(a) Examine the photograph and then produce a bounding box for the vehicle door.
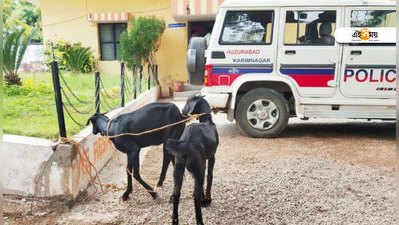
[339,7,396,99]
[278,7,343,97]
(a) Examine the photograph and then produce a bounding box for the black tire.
[236,88,289,138]
[186,37,207,85]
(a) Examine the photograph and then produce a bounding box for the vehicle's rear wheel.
[236,88,289,138]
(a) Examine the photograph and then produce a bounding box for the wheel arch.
[230,74,300,117]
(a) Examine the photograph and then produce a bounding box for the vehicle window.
[220,11,274,45]
[351,10,396,27]
[284,10,336,46]
[350,10,396,46]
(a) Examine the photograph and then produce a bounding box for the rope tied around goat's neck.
[105,112,209,139]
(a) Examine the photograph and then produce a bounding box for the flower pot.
[173,81,184,92]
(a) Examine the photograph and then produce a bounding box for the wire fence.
[50,61,159,138]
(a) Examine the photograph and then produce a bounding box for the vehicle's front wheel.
[236,88,289,138]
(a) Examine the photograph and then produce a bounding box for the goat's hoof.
[157,182,163,187]
[201,198,212,207]
[121,193,130,202]
[172,218,178,225]
[149,191,158,199]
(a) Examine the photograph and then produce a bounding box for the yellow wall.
[40,0,189,93]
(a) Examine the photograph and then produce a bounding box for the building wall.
[40,0,189,92]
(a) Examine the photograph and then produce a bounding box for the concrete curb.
[1,86,160,200]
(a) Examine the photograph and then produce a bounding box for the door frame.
[277,6,344,98]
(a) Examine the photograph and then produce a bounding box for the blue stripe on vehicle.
[280,68,335,75]
[212,68,273,74]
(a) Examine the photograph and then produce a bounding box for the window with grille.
[98,23,127,61]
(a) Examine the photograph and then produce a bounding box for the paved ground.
[2,100,397,225]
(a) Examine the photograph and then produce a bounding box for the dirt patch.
[1,196,69,225]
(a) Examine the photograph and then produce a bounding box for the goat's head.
[86,113,107,135]
[182,93,211,116]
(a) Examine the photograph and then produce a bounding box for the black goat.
[87,102,185,201]
[165,95,219,225]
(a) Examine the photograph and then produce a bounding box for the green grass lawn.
[3,72,149,139]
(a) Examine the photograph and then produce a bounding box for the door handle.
[285,50,296,55]
[350,50,362,55]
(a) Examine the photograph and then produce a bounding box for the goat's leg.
[193,176,205,225]
[131,151,158,199]
[157,148,172,187]
[122,152,134,201]
[171,162,185,225]
[169,162,185,203]
[202,156,215,207]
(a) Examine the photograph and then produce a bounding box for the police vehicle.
[186,0,396,138]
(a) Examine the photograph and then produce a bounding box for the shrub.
[3,78,52,97]
[44,40,95,73]
[2,28,33,85]
[64,45,95,73]
[44,39,69,70]
[119,16,165,69]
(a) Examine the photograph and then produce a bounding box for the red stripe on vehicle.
[289,74,334,87]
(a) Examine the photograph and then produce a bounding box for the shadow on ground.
[283,121,395,140]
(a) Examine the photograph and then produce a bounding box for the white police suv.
[186,0,396,138]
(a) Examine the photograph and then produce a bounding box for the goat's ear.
[182,100,195,115]
[189,101,196,113]
[86,115,94,126]
[86,118,91,126]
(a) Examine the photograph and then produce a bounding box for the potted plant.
[173,80,184,92]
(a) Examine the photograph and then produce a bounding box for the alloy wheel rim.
[247,99,279,130]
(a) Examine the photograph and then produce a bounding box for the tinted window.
[284,10,336,46]
[220,11,274,45]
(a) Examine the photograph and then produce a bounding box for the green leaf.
[1,28,33,84]
[119,16,165,69]
[15,29,33,74]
